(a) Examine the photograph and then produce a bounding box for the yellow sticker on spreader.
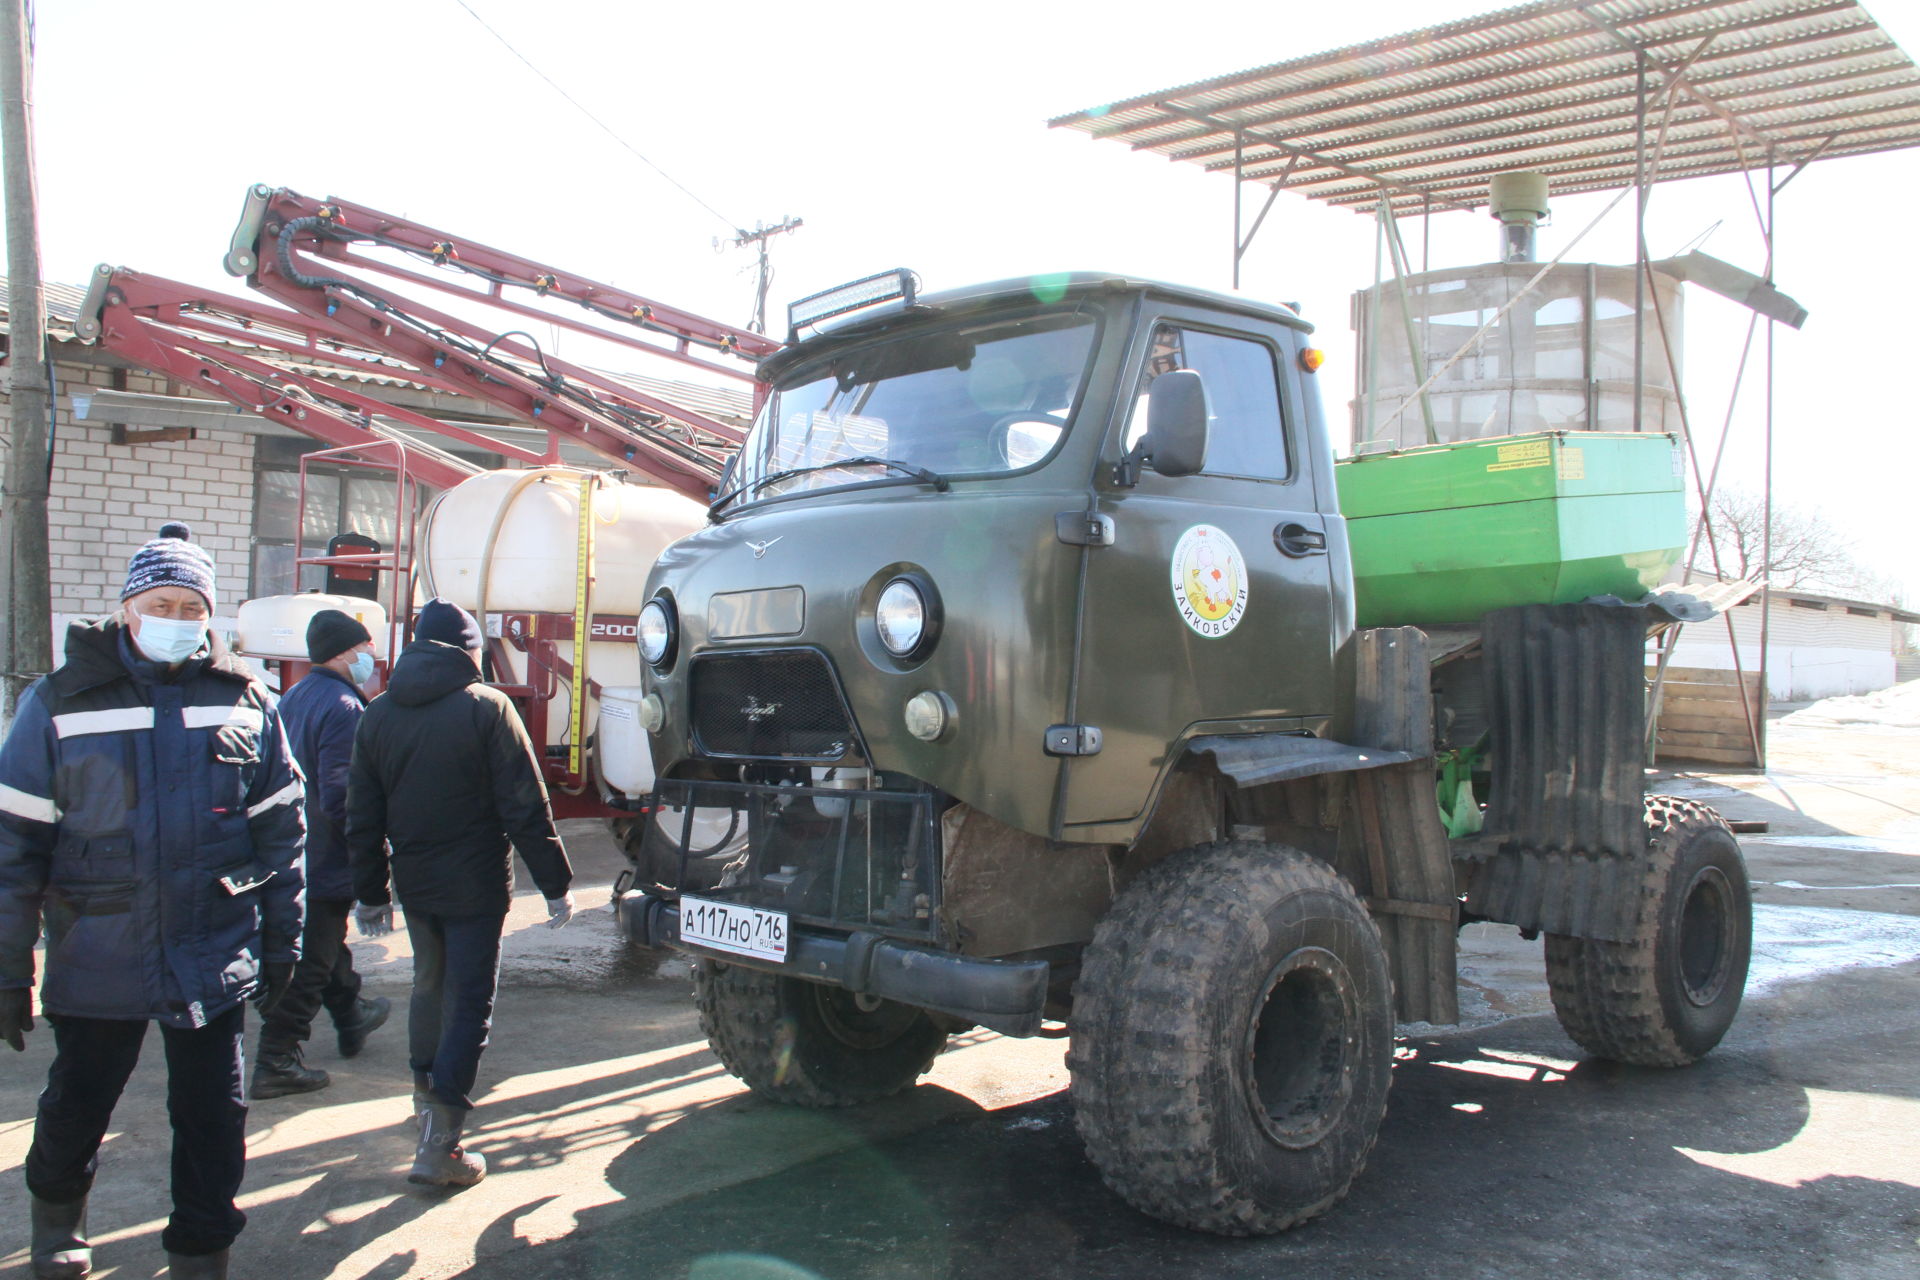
[1487,439,1552,472]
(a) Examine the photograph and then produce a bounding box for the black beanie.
[307,609,373,664]
[414,598,482,651]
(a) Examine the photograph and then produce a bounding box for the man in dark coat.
[0,523,306,1280]
[346,598,572,1188]
[252,610,392,1098]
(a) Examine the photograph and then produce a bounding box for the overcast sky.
[17,0,1920,599]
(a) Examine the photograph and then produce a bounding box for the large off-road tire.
[693,959,948,1107]
[1545,795,1752,1067]
[1069,840,1394,1236]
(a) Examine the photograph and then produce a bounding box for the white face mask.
[347,651,376,686]
[133,613,209,664]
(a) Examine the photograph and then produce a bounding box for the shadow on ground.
[430,963,1920,1280]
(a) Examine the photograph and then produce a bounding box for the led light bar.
[787,268,918,339]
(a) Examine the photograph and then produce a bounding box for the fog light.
[904,690,954,742]
[638,692,665,734]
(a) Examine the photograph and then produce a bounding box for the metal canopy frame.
[1050,0,1920,219]
[1051,0,1920,770]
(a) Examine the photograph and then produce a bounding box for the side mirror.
[1117,369,1209,485]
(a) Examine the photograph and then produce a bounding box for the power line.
[449,0,738,232]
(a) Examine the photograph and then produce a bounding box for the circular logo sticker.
[1170,525,1248,638]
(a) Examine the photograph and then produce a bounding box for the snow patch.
[1741,835,1917,855]
[1776,679,1920,732]
[1749,903,1920,994]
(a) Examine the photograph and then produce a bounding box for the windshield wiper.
[709,455,949,516]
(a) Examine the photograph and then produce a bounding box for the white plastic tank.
[236,593,390,660]
[596,686,655,797]
[421,466,703,759]
[424,467,705,616]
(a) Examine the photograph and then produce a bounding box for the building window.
[250,437,441,599]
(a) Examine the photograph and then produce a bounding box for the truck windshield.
[727,310,1097,506]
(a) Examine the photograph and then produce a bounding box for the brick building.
[0,279,750,658]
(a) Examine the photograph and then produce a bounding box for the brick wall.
[3,347,258,619]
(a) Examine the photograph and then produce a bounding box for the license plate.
[679,895,789,963]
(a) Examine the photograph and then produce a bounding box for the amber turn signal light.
[1299,347,1325,373]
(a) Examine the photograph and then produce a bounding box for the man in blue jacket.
[0,523,306,1280]
[252,610,391,1098]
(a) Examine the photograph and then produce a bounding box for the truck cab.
[617,269,1751,1238]
[626,271,1345,977]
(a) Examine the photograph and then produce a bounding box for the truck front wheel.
[1069,840,1393,1235]
[1544,795,1752,1066]
[693,960,948,1107]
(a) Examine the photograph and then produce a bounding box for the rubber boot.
[408,1102,486,1187]
[29,1194,91,1279]
[164,1249,229,1279]
[335,995,391,1058]
[405,1070,431,1128]
[251,1045,329,1099]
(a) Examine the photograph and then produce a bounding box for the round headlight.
[875,579,926,657]
[904,690,954,742]
[638,598,675,668]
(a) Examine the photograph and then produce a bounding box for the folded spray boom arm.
[226,185,784,500]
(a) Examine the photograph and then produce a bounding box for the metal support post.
[1632,50,1649,434]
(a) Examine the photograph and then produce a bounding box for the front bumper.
[618,890,1049,1038]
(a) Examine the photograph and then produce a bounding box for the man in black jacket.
[253,610,391,1098]
[345,599,572,1187]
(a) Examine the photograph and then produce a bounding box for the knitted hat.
[122,522,217,609]
[414,598,482,651]
[307,608,373,664]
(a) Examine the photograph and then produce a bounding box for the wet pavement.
[2,689,1918,1279]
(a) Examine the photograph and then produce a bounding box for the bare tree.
[1690,488,1871,591]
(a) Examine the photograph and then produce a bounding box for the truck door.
[1063,312,1336,831]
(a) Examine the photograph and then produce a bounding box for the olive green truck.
[613,270,1751,1235]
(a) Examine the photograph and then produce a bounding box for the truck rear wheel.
[1069,840,1393,1236]
[693,959,948,1107]
[1544,795,1752,1066]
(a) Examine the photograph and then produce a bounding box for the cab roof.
[763,272,1310,382]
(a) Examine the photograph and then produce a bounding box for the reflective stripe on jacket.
[0,618,307,1026]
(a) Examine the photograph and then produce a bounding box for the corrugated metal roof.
[1050,0,1920,214]
[0,279,89,335]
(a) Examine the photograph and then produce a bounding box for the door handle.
[1275,522,1327,557]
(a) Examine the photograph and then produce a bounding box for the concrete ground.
[4,686,1918,1279]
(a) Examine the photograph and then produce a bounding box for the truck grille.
[644,777,942,944]
[690,649,855,761]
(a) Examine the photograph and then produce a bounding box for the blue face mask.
[348,651,376,686]
[132,613,209,665]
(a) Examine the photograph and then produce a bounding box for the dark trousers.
[405,910,505,1110]
[26,1004,248,1256]
[259,895,363,1055]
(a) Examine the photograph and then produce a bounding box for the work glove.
[545,892,576,930]
[254,961,295,1016]
[353,903,395,938]
[0,988,33,1051]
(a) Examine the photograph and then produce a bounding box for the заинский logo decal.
[1170,524,1248,638]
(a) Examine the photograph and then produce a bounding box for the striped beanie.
[122,522,218,609]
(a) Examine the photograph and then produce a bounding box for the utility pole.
[0,0,52,723]
[732,217,803,335]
